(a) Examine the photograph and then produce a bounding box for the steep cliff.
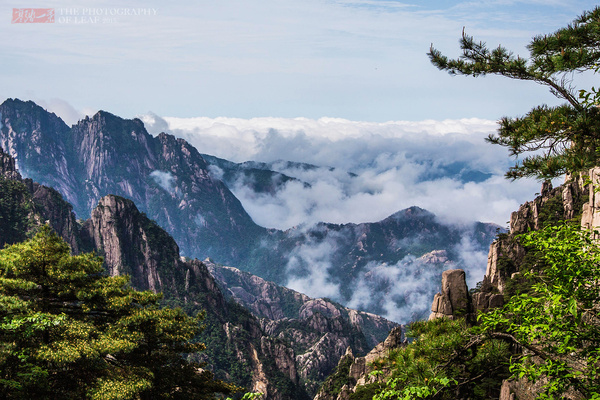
[80,194,311,400]
[314,327,405,400]
[475,178,587,303]
[207,262,399,394]
[0,99,266,266]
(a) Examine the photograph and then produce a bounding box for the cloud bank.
[150,170,175,194]
[139,114,547,323]
[141,114,543,229]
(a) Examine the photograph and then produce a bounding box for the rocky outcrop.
[82,195,174,293]
[475,177,587,303]
[428,269,470,320]
[580,166,600,231]
[313,327,404,400]
[450,177,591,400]
[207,263,398,347]
[207,262,399,396]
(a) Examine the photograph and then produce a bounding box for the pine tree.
[429,7,600,180]
[0,225,235,399]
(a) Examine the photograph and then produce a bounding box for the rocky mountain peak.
[82,194,179,293]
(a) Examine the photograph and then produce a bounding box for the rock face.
[82,195,180,293]
[0,98,265,266]
[478,177,587,300]
[313,327,405,400]
[207,262,399,395]
[428,269,470,320]
[207,263,398,346]
[427,177,588,321]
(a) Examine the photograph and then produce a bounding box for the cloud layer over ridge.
[141,114,543,229]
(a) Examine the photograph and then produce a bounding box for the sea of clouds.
[140,113,543,229]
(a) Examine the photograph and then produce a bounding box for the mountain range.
[0,98,500,321]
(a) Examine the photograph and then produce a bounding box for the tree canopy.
[0,225,235,399]
[478,223,600,399]
[429,7,600,180]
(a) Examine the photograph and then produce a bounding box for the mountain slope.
[206,261,399,393]
[0,99,266,266]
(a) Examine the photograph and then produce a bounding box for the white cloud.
[150,170,175,193]
[3,0,596,122]
[285,237,342,300]
[155,115,542,228]
[347,255,450,323]
[344,230,490,323]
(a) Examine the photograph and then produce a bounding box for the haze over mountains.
[0,98,501,323]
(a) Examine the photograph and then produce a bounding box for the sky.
[2,1,598,122]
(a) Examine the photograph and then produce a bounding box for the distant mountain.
[200,153,307,195]
[0,98,500,321]
[0,98,265,265]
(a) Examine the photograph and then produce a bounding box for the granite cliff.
[206,262,398,393]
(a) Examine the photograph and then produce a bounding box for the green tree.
[478,223,600,399]
[0,225,234,399]
[363,318,511,400]
[429,7,600,180]
[0,178,32,246]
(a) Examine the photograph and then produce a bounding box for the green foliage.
[368,318,511,400]
[478,223,600,399]
[317,354,356,397]
[0,225,235,399]
[0,178,32,246]
[429,7,600,180]
[536,192,565,228]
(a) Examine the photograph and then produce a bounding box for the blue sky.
[2,0,598,122]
